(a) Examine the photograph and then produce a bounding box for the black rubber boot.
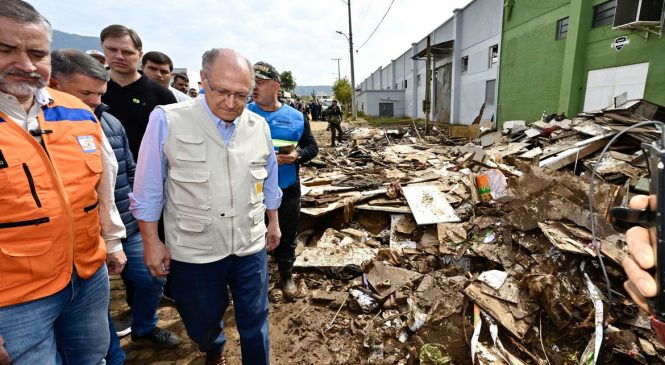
[278,263,297,300]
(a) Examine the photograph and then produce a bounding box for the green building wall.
[497,0,665,126]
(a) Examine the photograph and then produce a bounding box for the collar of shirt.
[0,88,51,131]
[199,95,239,129]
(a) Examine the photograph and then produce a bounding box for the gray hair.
[201,48,255,88]
[0,0,52,38]
[51,49,110,82]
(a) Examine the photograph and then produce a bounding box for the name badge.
[256,181,263,195]
[77,135,97,153]
[250,160,266,167]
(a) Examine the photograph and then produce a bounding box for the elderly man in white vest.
[129,48,282,365]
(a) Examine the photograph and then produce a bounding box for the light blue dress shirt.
[129,98,282,222]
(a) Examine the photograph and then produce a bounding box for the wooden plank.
[355,204,412,214]
[300,189,385,217]
[539,139,606,171]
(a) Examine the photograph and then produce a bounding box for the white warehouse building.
[357,0,502,125]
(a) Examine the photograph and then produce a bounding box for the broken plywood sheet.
[539,222,595,256]
[437,222,467,244]
[480,131,502,147]
[487,142,530,158]
[449,124,481,139]
[480,277,520,305]
[464,284,537,339]
[402,185,460,225]
[294,247,378,268]
[390,214,418,250]
[366,261,422,299]
[539,139,607,171]
[517,147,542,159]
[538,221,626,265]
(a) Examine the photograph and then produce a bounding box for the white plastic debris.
[477,270,508,290]
[579,271,603,364]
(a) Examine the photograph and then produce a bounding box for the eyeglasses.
[204,78,249,103]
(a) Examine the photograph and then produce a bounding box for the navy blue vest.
[95,104,139,237]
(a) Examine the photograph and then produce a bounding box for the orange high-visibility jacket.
[0,88,106,307]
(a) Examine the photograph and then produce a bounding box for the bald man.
[130,48,281,365]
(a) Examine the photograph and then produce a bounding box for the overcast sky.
[31,0,472,87]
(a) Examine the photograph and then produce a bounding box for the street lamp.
[335,1,357,120]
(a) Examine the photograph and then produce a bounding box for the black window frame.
[556,17,569,40]
[461,56,469,72]
[592,0,616,28]
[403,79,408,89]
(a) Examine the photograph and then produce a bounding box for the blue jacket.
[95,103,138,237]
[247,103,316,189]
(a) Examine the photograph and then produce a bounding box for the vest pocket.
[175,134,206,162]
[249,205,267,242]
[0,238,52,288]
[175,213,212,250]
[85,157,103,174]
[249,167,267,204]
[169,168,211,210]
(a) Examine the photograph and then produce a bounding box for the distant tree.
[332,77,352,107]
[280,71,296,93]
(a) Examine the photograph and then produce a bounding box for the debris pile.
[285,99,665,364]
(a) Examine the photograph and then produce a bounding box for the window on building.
[417,74,422,86]
[403,79,408,89]
[488,45,498,68]
[461,56,469,72]
[593,0,616,28]
[394,82,398,90]
[556,17,569,40]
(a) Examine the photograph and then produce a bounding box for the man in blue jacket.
[247,61,319,299]
[49,50,181,362]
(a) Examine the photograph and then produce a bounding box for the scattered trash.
[281,101,665,363]
[420,344,451,365]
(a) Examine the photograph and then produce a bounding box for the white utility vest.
[161,99,272,263]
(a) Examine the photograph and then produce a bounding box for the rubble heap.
[284,99,665,365]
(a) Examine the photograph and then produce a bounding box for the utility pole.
[347,0,357,120]
[331,58,341,80]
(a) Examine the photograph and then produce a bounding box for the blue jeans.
[170,249,270,365]
[0,264,110,365]
[106,312,125,365]
[121,231,166,335]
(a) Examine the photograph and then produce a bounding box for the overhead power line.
[357,0,395,51]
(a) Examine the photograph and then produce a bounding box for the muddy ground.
[116,121,403,365]
[113,119,645,365]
